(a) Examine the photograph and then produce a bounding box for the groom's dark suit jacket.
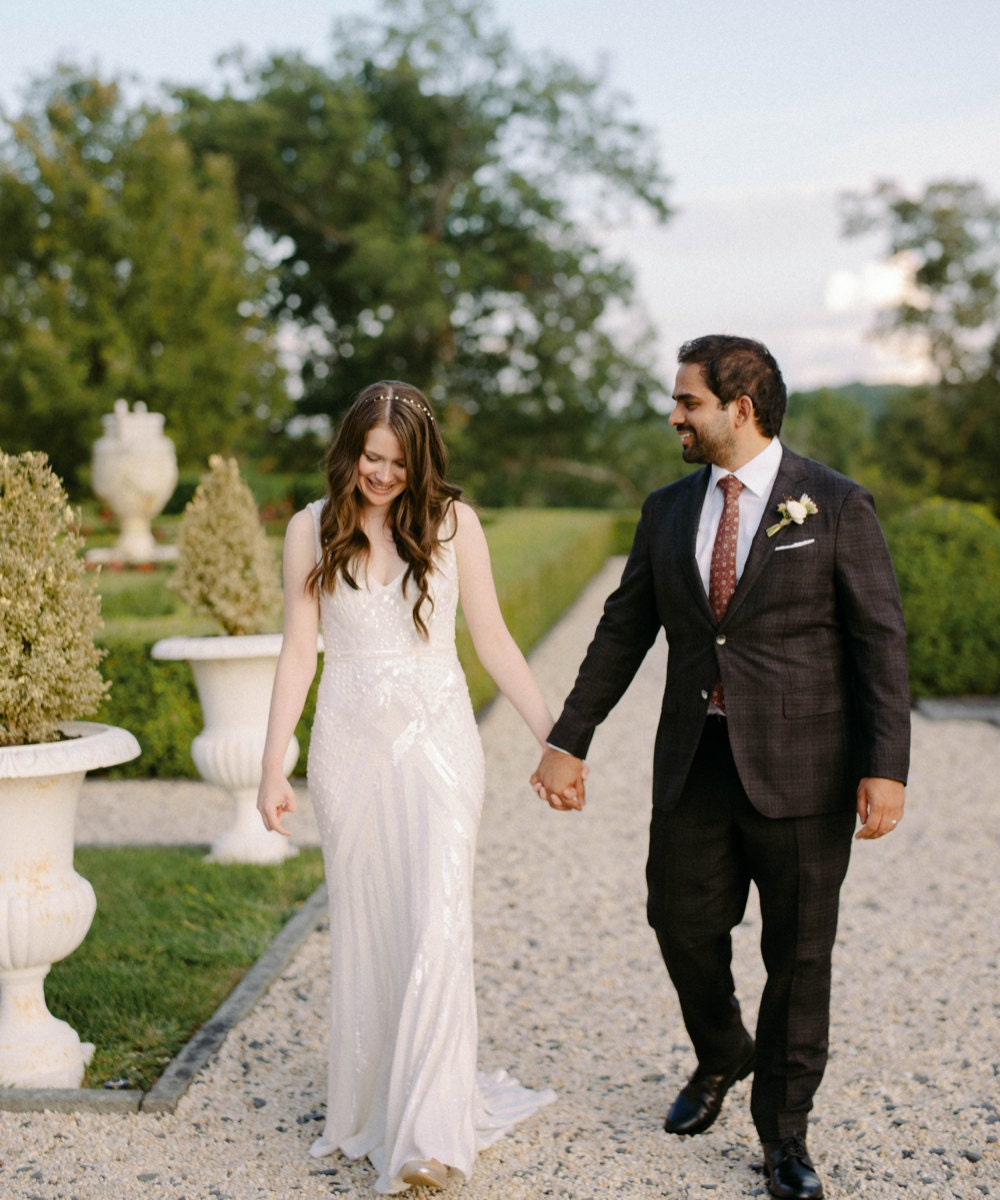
[549,447,911,817]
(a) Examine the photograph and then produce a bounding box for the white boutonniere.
[766,493,818,538]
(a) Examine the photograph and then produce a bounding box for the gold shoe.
[401,1159,448,1190]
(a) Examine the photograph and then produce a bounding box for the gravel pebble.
[2,559,998,1199]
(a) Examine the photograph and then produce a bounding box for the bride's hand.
[257,774,297,836]
[530,747,587,811]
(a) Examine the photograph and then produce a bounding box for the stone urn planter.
[151,634,298,864]
[0,721,141,1089]
[89,399,179,565]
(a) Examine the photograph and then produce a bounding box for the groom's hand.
[531,745,586,811]
[855,776,905,839]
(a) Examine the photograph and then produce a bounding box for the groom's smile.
[669,362,740,468]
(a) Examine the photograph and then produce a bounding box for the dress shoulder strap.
[439,499,459,541]
[306,499,326,564]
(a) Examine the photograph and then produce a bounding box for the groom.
[532,335,910,1200]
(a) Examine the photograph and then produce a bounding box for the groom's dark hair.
[678,335,787,437]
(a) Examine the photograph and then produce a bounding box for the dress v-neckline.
[367,566,406,591]
[361,512,405,590]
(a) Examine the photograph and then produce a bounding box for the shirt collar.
[710,437,782,498]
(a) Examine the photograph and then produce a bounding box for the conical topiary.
[0,450,109,745]
[169,455,280,636]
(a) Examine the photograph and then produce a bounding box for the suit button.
[716,634,726,645]
[701,689,709,700]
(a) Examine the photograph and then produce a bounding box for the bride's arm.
[452,501,554,748]
[257,509,320,836]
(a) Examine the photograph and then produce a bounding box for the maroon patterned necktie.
[709,475,744,711]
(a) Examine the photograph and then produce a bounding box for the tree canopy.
[173,0,673,500]
[842,178,1000,515]
[0,69,287,488]
[842,179,1000,386]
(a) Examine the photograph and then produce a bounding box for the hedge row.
[95,509,621,778]
[884,499,1000,699]
[162,469,324,520]
[456,509,621,712]
[95,646,323,779]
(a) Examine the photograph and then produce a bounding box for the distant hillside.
[787,382,914,418]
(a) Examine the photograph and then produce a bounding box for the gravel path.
[2,559,998,1199]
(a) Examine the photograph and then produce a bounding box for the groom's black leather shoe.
[663,1033,755,1135]
[762,1136,824,1199]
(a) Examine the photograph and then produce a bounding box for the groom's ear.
[733,393,756,426]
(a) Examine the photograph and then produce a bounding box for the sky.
[2,0,998,392]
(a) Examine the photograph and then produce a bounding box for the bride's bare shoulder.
[450,500,482,534]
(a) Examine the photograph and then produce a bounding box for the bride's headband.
[369,390,434,422]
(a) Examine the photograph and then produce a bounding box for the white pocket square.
[774,538,815,552]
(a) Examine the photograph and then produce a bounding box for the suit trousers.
[646,715,855,1141]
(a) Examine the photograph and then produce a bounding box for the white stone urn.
[90,399,179,565]
[150,634,298,864]
[0,721,141,1089]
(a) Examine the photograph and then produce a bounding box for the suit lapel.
[678,468,715,620]
[722,447,808,625]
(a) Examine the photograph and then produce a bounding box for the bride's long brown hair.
[307,381,462,637]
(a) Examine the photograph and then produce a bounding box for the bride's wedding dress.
[304,501,554,1193]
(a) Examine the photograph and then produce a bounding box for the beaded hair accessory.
[370,390,434,422]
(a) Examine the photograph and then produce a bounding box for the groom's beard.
[675,422,736,466]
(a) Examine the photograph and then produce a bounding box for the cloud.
[824,256,918,315]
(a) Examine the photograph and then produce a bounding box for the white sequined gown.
[304,501,554,1193]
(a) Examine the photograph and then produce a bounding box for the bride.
[257,381,563,1192]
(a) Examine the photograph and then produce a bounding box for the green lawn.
[45,846,325,1089]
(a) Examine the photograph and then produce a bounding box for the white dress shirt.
[695,437,783,595]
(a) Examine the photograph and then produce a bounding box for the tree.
[841,179,1000,385]
[174,0,672,501]
[842,179,1000,514]
[867,374,1000,513]
[781,388,874,479]
[0,68,287,489]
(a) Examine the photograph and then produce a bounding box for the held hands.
[855,776,905,840]
[257,771,297,837]
[530,745,588,812]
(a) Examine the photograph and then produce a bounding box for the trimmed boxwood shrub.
[169,456,281,636]
[884,499,1000,698]
[0,450,108,744]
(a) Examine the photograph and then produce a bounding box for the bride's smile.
[357,426,407,508]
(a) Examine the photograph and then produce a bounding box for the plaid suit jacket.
[548,447,911,817]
